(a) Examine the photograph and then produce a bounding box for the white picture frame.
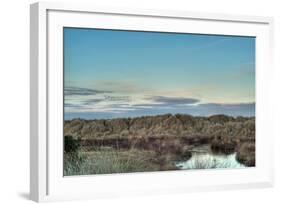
[30,2,274,202]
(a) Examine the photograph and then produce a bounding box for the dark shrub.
[64,135,81,153]
[208,115,234,124]
[236,142,255,167]
[180,149,192,161]
[211,136,236,154]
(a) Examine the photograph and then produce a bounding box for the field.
[63,114,255,176]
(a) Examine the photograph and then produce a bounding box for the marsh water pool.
[175,145,245,170]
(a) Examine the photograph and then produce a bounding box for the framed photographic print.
[30,2,274,202]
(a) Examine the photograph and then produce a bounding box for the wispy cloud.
[64,86,134,113]
[134,96,199,108]
[65,102,255,120]
[64,86,255,119]
[200,102,255,108]
[64,87,112,96]
[149,96,199,105]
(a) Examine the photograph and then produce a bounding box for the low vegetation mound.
[236,142,255,167]
[64,114,255,141]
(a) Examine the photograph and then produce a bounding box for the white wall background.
[0,0,280,204]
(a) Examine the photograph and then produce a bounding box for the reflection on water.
[175,145,245,170]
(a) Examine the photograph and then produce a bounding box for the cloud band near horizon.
[64,86,255,120]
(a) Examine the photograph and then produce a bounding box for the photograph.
[63,28,255,176]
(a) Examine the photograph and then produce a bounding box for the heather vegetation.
[64,114,255,175]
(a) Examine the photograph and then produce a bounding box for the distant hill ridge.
[64,114,255,140]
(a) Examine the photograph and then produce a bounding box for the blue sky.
[64,28,255,119]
